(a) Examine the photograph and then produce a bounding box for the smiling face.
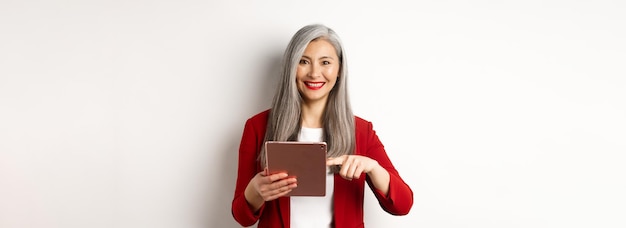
[296,39,340,105]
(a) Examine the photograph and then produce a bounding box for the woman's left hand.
[326,155,381,181]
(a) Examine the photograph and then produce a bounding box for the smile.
[304,82,325,90]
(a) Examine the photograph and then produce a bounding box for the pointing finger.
[326,155,347,166]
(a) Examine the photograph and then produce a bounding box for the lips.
[304,81,325,90]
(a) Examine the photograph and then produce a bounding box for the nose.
[308,62,322,78]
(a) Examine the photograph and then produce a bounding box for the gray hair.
[260,24,355,167]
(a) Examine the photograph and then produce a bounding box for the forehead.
[302,39,338,58]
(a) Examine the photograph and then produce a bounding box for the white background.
[1,0,625,227]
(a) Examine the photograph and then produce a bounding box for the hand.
[247,170,297,202]
[326,155,381,181]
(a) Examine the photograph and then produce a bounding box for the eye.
[299,59,309,64]
[322,60,331,65]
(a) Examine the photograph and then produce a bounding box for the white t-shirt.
[290,127,334,228]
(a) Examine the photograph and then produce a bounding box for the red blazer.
[231,110,413,227]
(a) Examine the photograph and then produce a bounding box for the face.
[296,39,340,105]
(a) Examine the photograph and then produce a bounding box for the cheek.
[296,67,308,80]
[325,68,339,80]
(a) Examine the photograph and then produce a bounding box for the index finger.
[326,155,347,166]
[266,172,289,182]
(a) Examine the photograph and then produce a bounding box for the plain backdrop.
[1,0,625,227]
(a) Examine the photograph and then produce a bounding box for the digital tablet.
[264,141,327,197]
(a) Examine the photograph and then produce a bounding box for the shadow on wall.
[205,50,283,227]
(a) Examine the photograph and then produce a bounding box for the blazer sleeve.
[231,118,265,226]
[362,121,414,215]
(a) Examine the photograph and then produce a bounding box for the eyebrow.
[301,55,335,60]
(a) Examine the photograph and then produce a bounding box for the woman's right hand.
[244,170,297,211]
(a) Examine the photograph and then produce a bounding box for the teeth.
[306,82,323,87]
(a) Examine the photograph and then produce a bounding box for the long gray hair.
[259,24,355,167]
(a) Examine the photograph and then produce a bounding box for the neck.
[301,100,326,128]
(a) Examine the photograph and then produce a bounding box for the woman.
[231,24,413,228]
